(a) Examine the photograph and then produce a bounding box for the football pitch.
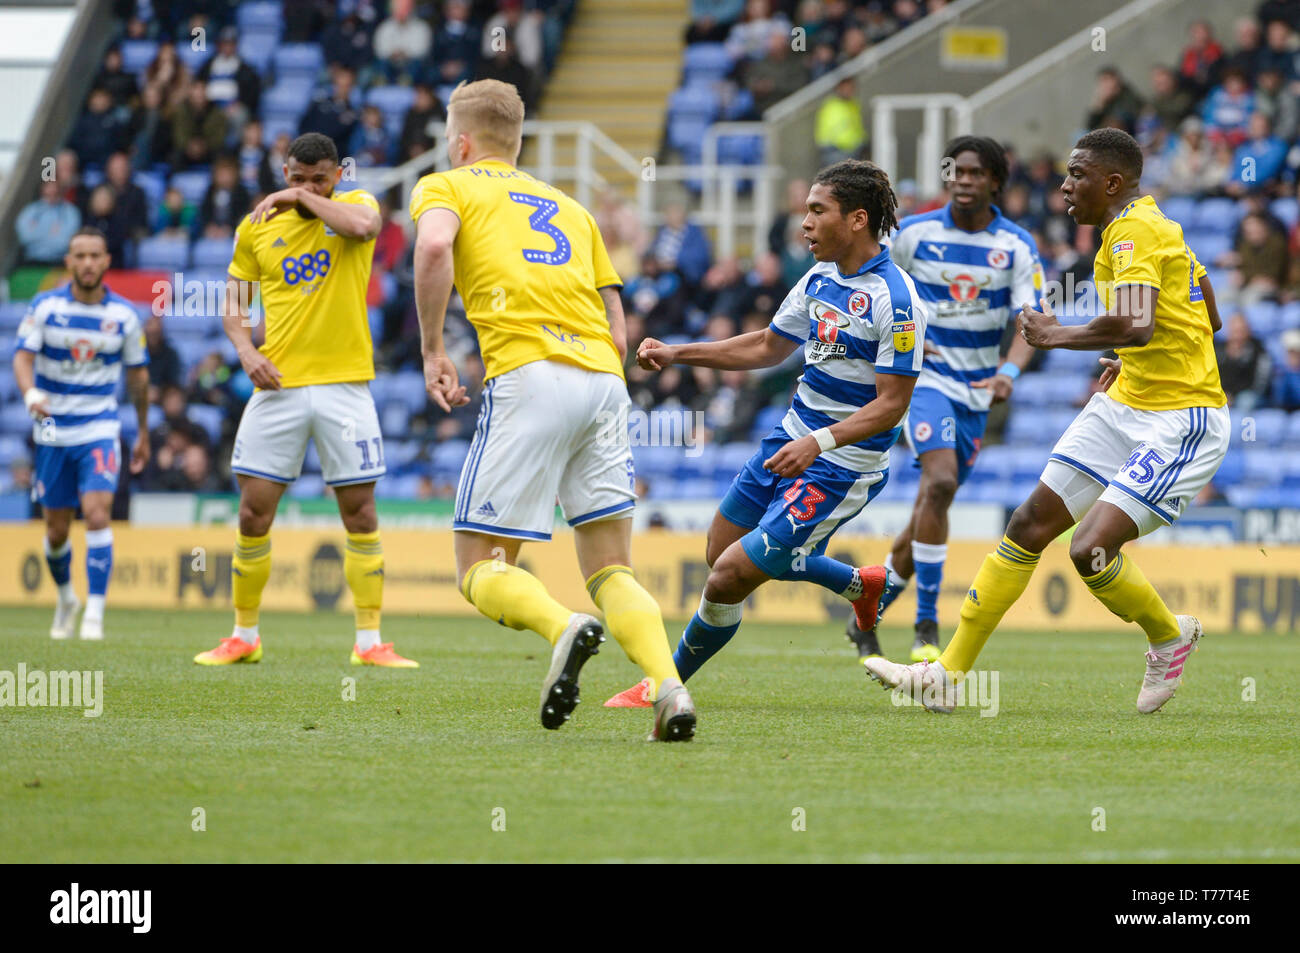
[2,606,1297,864]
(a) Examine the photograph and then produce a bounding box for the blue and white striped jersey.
[889,204,1043,412]
[769,246,926,474]
[15,284,147,447]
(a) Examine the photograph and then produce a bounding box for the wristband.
[997,362,1020,381]
[811,427,836,452]
[23,388,46,412]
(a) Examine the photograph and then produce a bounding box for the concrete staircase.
[525,0,687,196]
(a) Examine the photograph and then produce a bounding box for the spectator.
[1163,117,1230,194]
[838,25,869,62]
[129,84,173,172]
[143,41,186,106]
[434,1,481,87]
[482,0,544,75]
[1085,67,1143,133]
[1215,312,1273,412]
[475,40,536,114]
[1147,65,1195,131]
[1253,66,1299,142]
[1202,66,1255,147]
[624,253,688,337]
[103,151,149,242]
[262,131,293,192]
[144,315,183,400]
[16,179,81,266]
[70,87,128,167]
[814,77,866,166]
[651,204,712,287]
[82,185,129,264]
[1222,211,1289,303]
[1273,328,1300,410]
[373,0,432,83]
[237,120,274,195]
[1179,19,1223,95]
[686,0,745,43]
[1260,0,1300,33]
[1227,111,1288,195]
[170,81,230,169]
[725,0,791,61]
[299,66,360,146]
[54,149,88,213]
[154,186,198,238]
[196,26,263,121]
[95,47,139,110]
[198,154,252,238]
[1256,18,1300,81]
[320,13,373,73]
[697,257,748,320]
[1218,17,1264,83]
[282,0,331,44]
[400,83,446,158]
[350,105,395,167]
[744,29,809,114]
[737,251,787,316]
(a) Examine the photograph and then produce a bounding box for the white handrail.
[870,94,970,195]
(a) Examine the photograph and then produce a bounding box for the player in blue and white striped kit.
[605,160,926,707]
[12,228,150,640]
[847,137,1044,663]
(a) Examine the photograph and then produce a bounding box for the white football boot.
[648,677,696,741]
[50,589,81,640]
[539,614,605,729]
[864,657,958,713]
[1136,615,1202,714]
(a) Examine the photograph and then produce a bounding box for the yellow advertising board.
[1,523,1298,633]
[940,26,1008,70]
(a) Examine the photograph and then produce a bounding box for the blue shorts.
[903,387,988,485]
[718,427,887,577]
[34,439,120,509]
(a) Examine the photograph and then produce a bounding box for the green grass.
[1,607,1297,863]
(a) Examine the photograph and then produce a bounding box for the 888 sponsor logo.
[281,250,332,286]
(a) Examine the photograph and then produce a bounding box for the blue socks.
[85,527,114,598]
[673,596,744,682]
[778,554,858,595]
[911,540,947,624]
[45,538,72,590]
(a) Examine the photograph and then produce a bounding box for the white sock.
[83,595,105,623]
[884,552,909,588]
[233,624,259,645]
[356,628,381,651]
[57,582,75,601]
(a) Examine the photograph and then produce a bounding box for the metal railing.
[870,94,972,197]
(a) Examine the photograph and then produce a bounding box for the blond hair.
[447,80,525,159]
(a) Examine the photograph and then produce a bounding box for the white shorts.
[455,360,636,540]
[1041,392,1229,535]
[232,382,385,487]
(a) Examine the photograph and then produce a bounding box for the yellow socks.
[939,536,1040,675]
[586,565,679,696]
[1080,552,1179,644]
[345,531,384,634]
[461,558,571,644]
[232,532,271,629]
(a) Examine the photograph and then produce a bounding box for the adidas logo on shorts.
[476,501,497,517]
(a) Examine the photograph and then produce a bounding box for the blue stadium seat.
[1250,408,1288,445]
[1241,447,1276,484]
[1215,450,1244,485]
[169,170,212,206]
[669,83,720,122]
[385,439,421,470]
[632,444,680,478]
[431,438,470,478]
[1161,196,1196,225]
[1010,373,1053,406]
[972,443,1013,479]
[274,43,325,81]
[0,302,26,331]
[173,334,214,370]
[303,442,321,473]
[1191,197,1240,234]
[668,117,711,154]
[177,43,213,74]
[261,116,299,147]
[1185,231,1231,264]
[238,1,284,32]
[716,441,756,477]
[0,367,16,403]
[133,170,166,208]
[381,401,410,435]
[1279,452,1300,487]
[1281,302,1300,330]
[1271,196,1299,230]
[187,405,224,446]
[0,434,27,465]
[239,31,279,73]
[722,87,754,121]
[376,474,422,499]
[1009,446,1048,480]
[191,238,232,269]
[119,39,158,75]
[263,80,315,118]
[749,404,786,440]
[1244,301,1280,335]
[1286,412,1300,444]
[388,371,427,412]
[367,85,416,118]
[717,133,763,165]
[137,236,190,271]
[682,43,733,82]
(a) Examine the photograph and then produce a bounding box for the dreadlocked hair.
[812,159,899,240]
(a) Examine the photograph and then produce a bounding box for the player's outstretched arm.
[12,348,51,419]
[293,188,381,240]
[222,275,282,390]
[1018,286,1157,351]
[763,372,916,478]
[638,328,798,372]
[413,208,469,412]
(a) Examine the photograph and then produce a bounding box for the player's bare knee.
[238,502,274,537]
[1068,531,1114,576]
[1005,503,1050,554]
[920,471,958,509]
[703,563,744,604]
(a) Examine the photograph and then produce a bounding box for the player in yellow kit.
[866,128,1228,714]
[194,133,417,668]
[410,79,694,740]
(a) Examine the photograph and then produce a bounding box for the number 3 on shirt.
[783,478,826,522]
[509,192,571,266]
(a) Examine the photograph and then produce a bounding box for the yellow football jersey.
[1094,195,1225,411]
[408,159,623,381]
[229,188,378,388]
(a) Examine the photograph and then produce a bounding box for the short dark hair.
[287,132,339,166]
[812,159,899,239]
[1074,127,1143,183]
[69,226,108,248]
[944,135,1009,195]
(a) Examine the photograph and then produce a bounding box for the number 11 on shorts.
[356,438,384,470]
